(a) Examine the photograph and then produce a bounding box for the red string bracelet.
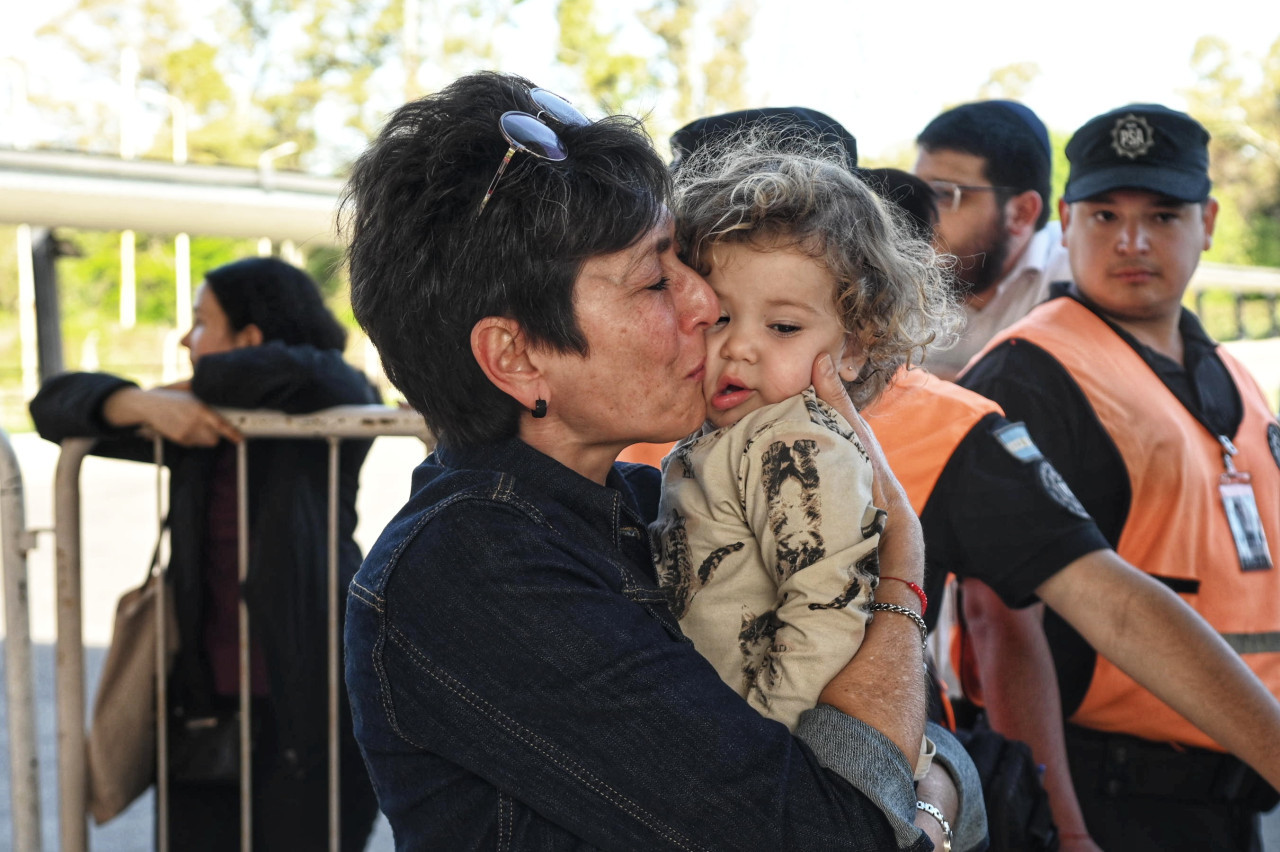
[880,576,927,615]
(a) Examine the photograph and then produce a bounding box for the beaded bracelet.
[916,800,953,852]
[880,575,928,615]
[869,601,928,652]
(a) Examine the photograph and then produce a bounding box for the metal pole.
[327,437,341,852]
[175,233,192,333]
[236,442,252,851]
[137,87,192,335]
[1,428,43,852]
[118,49,138,330]
[31,228,64,382]
[54,438,94,852]
[16,224,38,401]
[153,438,169,852]
[120,230,136,329]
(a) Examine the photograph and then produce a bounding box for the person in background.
[960,103,1280,851]
[30,257,380,851]
[860,167,942,243]
[913,100,1069,379]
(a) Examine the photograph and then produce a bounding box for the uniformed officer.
[645,106,1280,851]
[961,103,1280,851]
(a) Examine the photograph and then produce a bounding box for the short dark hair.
[204,256,347,351]
[341,72,671,450]
[917,100,1052,230]
[859,168,939,243]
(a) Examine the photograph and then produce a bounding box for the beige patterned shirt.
[652,388,883,731]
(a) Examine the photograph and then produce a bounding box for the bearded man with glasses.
[912,100,1068,379]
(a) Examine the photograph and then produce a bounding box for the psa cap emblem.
[1111,114,1155,160]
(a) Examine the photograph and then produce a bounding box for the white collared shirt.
[928,221,1071,380]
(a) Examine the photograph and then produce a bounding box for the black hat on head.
[1063,104,1211,203]
[669,107,858,172]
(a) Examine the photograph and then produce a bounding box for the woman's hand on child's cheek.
[812,354,925,584]
[811,353,858,424]
[811,354,894,495]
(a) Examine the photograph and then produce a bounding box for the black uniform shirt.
[919,410,1109,633]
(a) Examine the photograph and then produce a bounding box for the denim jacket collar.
[425,436,651,552]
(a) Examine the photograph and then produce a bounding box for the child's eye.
[713,314,730,327]
[770,323,801,335]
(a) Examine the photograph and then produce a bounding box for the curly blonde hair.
[674,132,959,409]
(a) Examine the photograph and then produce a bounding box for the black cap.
[1063,104,1211,203]
[669,107,857,172]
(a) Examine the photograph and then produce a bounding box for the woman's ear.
[471,316,545,412]
[234,323,264,348]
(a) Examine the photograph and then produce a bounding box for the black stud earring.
[532,399,547,418]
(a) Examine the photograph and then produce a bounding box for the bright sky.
[5,0,1279,165]
[502,0,1280,163]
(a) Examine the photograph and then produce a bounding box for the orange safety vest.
[978,297,1280,750]
[866,367,1004,708]
[617,442,675,469]
[865,366,1003,516]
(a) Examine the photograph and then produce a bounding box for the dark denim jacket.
[346,437,975,851]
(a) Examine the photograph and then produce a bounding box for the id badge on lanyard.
[1218,435,1273,571]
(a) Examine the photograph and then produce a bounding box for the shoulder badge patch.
[1268,422,1280,470]
[1038,461,1091,520]
[992,422,1044,463]
[1111,114,1155,160]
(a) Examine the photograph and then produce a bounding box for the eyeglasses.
[475,88,590,219]
[927,179,1017,213]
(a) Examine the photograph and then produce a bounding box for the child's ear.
[836,336,866,383]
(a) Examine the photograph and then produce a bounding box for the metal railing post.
[2,427,43,852]
[54,438,95,852]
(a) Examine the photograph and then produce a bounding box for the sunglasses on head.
[474,88,591,219]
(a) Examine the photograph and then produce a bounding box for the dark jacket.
[30,342,380,779]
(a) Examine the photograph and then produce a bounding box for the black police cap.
[669,107,858,173]
[1063,104,1211,203]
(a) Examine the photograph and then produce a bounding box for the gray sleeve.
[795,705,924,849]
[927,721,989,852]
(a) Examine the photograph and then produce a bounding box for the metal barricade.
[1,426,44,852]
[1189,261,1280,340]
[46,405,432,852]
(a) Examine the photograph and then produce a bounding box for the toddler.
[653,140,952,755]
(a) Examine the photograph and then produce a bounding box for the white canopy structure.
[0,148,343,245]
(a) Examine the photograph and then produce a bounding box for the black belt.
[1064,724,1279,811]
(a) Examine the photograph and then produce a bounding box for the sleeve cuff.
[796,704,923,849]
[926,721,990,852]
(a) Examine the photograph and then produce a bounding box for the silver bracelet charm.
[916,800,953,852]
[868,601,928,652]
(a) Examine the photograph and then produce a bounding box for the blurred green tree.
[1187,35,1280,267]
